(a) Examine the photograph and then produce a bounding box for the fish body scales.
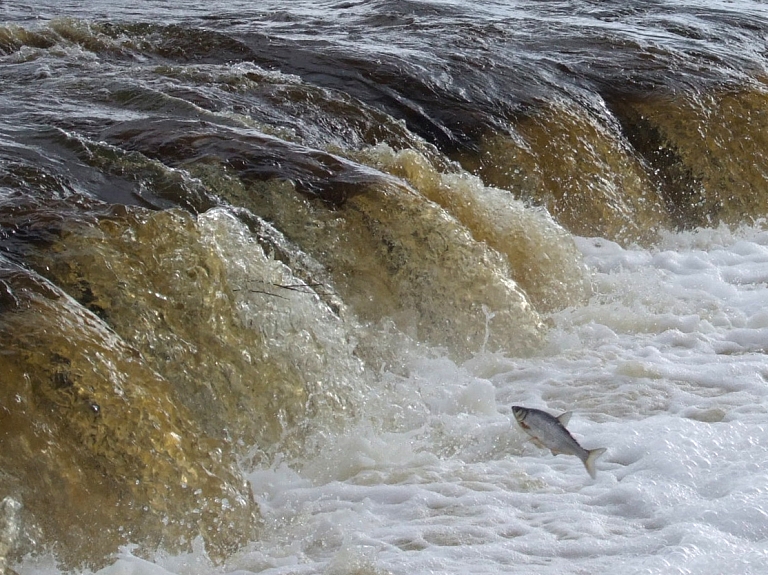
[522,409,587,458]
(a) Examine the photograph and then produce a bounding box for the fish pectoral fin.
[557,411,572,426]
[529,438,547,449]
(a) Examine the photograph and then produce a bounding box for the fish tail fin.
[584,448,607,479]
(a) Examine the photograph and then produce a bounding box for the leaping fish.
[512,406,606,478]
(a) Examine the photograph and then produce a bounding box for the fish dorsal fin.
[557,411,572,426]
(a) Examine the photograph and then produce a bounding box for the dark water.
[1,0,768,568]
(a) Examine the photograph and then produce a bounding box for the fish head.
[511,406,527,423]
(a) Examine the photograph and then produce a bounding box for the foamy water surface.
[17,223,768,575]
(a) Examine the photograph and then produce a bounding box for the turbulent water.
[2,0,768,573]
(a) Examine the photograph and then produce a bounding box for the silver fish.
[512,406,606,478]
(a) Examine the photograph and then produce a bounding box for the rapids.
[1,0,768,573]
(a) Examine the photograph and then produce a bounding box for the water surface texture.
[2,0,768,573]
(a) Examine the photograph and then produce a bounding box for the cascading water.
[2,1,768,573]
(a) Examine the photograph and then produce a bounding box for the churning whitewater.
[21,223,768,575]
[2,0,768,574]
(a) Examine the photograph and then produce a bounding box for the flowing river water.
[2,1,768,573]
